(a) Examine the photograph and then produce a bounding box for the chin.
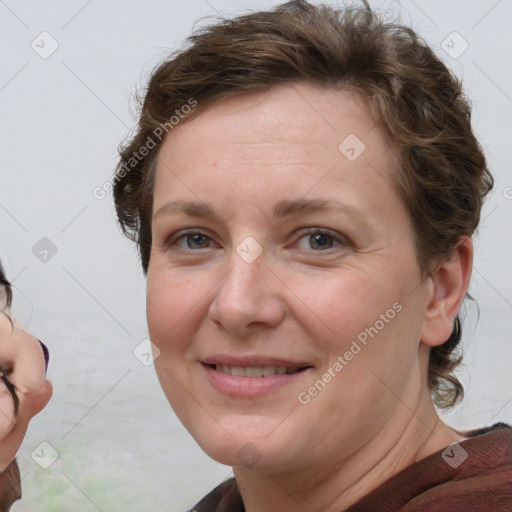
[187,417,290,469]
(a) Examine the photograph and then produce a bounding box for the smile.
[211,364,307,377]
[201,360,313,397]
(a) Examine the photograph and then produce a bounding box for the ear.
[420,236,473,347]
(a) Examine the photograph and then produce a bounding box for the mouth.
[205,364,311,377]
[200,357,314,397]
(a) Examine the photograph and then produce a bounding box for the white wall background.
[1,0,511,510]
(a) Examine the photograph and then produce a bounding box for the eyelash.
[166,227,348,252]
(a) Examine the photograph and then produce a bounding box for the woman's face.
[147,83,432,471]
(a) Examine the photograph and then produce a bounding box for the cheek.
[289,265,401,350]
[290,262,423,394]
[146,268,207,355]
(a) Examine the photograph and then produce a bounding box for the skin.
[0,312,52,472]
[147,83,472,511]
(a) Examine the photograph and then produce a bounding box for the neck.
[233,393,463,512]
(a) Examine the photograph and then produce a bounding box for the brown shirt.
[192,422,512,511]
[0,460,20,512]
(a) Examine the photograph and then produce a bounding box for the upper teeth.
[215,365,298,377]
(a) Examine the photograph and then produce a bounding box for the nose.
[208,249,286,337]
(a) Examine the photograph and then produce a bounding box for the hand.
[0,313,52,472]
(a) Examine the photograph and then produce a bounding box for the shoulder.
[460,420,511,439]
[457,421,512,478]
[347,422,512,511]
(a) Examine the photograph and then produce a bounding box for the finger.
[18,379,53,419]
[0,377,15,438]
[0,410,27,472]
[0,323,47,394]
[0,373,19,417]
[0,379,52,472]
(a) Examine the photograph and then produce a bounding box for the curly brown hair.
[113,0,493,408]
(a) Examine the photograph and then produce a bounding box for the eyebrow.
[154,198,369,226]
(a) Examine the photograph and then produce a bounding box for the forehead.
[153,83,400,220]
[159,83,386,153]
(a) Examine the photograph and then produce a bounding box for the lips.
[213,364,302,377]
[201,355,313,397]
[201,355,312,376]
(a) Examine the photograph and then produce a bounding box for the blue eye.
[167,228,347,253]
[295,229,344,251]
[173,231,212,249]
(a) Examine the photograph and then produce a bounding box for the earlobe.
[421,236,473,347]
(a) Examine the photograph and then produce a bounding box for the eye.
[170,230,214,250]
[294,228,346,251]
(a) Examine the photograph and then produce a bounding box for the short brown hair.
[113,0,493,408]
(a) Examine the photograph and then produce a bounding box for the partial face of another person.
[147,83,433,471]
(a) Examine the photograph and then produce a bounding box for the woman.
[112,0,511,510]
[0,262,51,511]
